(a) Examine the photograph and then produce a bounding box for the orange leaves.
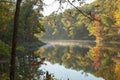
[92,56,100,70]
[89,12,101,26]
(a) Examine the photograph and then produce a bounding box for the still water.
[35,40,120,80]
[0,40,120,80]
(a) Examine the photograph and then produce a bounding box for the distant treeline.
[41,0,120,42]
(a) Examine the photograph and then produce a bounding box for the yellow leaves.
[114,11,120,25]
[52,29,58,35]
[1,73,7,77]
[0,2,13,31]
[16,46,25,51]
[76,21,82,26]
[0,72,9,80]
[34,32,43,38]
[115,64,120,73]
[114,11,120,19]
[113,59,120,80]
[61,18,71,27]
[24,78,30,80]
[101,15,113,27]
[66,21,72,27]
[62,53,72,61]
[114,1,120,25]
[118,29,120,34]
[34,47,45,56]
[66,53,71,59]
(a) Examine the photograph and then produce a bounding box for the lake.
[35,40,120,80]
[0,40,120,80]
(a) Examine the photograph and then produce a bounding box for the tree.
[10,0,22,80]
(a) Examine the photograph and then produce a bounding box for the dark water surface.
[0,40,120,80]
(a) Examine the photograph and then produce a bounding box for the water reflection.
[35,41,120,80]
[0,52,48,80]
[0,41,120,80]
[39,61,104,80]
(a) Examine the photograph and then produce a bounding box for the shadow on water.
[0,40,120,80]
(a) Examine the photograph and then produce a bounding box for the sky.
[42,0,95,16]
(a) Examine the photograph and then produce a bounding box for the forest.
[41,0,120,42]
[0,0,120,80]
[0,0,45,80]
[0,0,45,58]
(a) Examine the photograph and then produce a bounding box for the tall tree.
[10,0,22,80]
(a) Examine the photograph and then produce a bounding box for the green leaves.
[101,15,113,27]
[0,40,10,56]
[19,0,44,35]
[16,46,25,51]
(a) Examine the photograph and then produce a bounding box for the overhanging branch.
[67,0,93,21]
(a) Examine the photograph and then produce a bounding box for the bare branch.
[67,0,93,21]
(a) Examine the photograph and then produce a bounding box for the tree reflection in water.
[0,51,54,80]
[1,42,120,80]
[35,41,120,80]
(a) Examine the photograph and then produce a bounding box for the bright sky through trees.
[42,0,95,16]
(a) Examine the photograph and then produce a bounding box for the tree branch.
[67,0,93,21]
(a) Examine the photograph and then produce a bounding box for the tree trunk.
[10,0,22,80]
